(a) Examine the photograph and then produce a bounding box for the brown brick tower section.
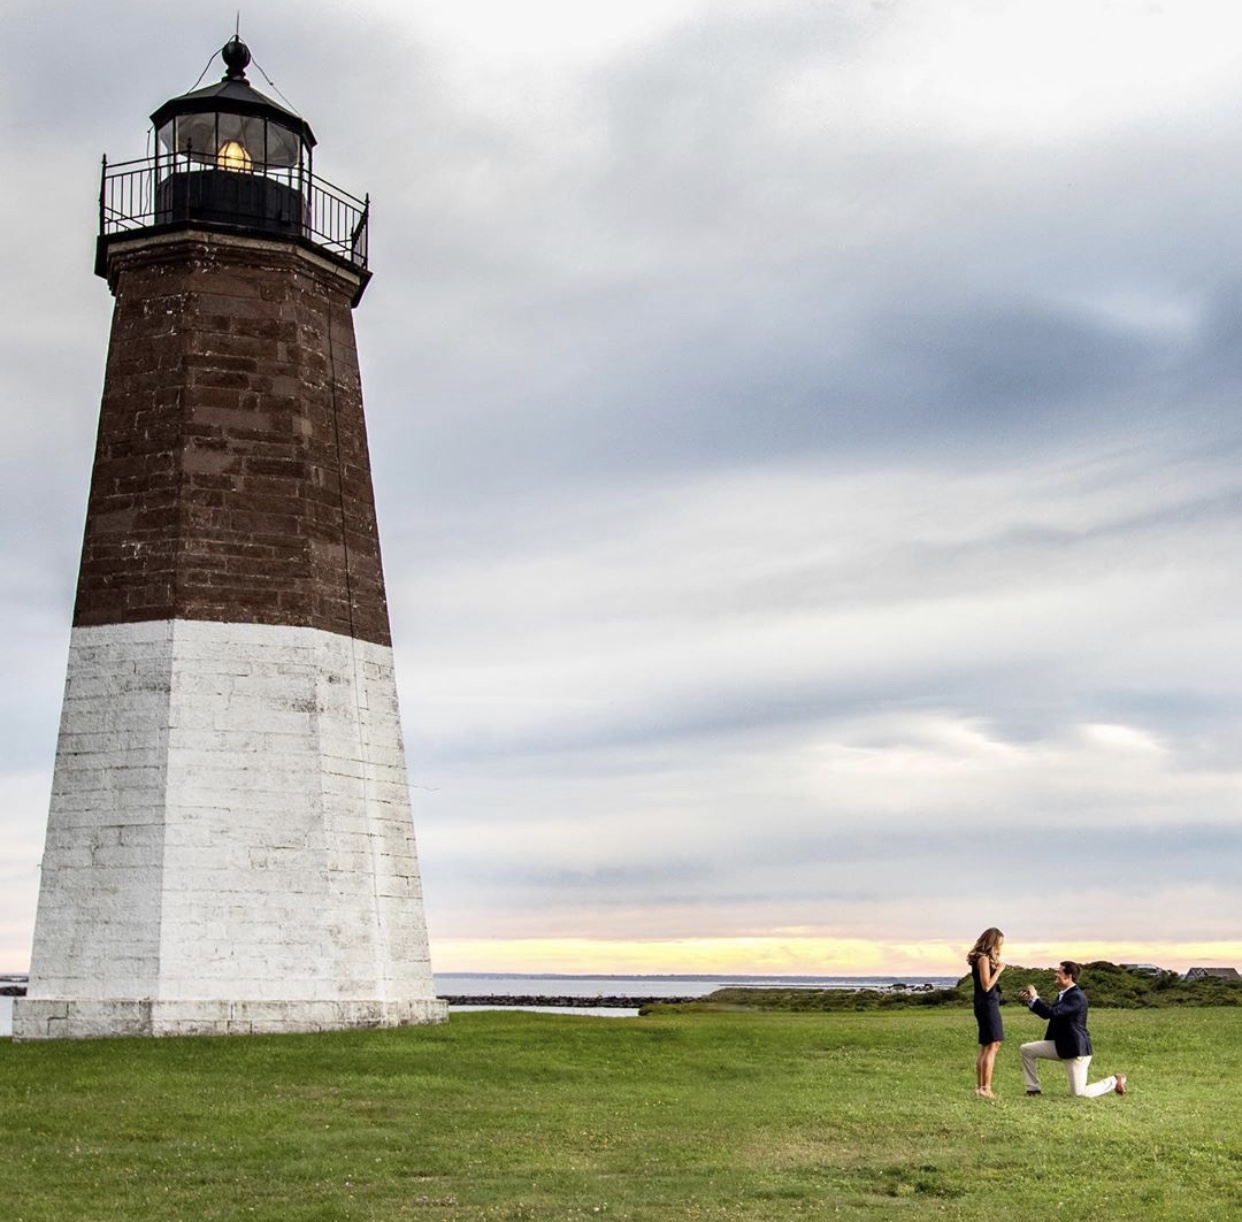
[78,229,391,647]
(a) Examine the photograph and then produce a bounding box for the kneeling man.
[1018,961,1127,1098]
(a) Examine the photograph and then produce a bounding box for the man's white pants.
[1020,1040,1117,1097]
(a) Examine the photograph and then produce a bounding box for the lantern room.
[150,36,313,237]
[97,36,369,284]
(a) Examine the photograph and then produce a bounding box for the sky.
[2,0,1242,979]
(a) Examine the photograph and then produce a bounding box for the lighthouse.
[14,38,446,1038]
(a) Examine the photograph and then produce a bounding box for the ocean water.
[0,973,959,1035]
[436,973,958,1017]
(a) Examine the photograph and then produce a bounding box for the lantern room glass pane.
[216,114,251,156]
[165,114,218,164]
[263,122,302,168]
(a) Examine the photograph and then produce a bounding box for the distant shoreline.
[443,994,697,1008]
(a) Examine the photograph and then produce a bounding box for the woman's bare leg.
[979,1042,1001,1095]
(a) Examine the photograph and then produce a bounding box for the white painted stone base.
[15,998,447,1040]
[16,619,447,1040]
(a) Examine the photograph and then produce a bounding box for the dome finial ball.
[222,36,251,79]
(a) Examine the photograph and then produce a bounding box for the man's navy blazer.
[1029,985,1093,1058]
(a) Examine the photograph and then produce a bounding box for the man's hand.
[1018,986,1038,1003]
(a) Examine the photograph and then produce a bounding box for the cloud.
[3,0,1242,974]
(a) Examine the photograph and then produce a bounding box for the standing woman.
[967,927,1006,1097]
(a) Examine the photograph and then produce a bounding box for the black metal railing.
[99,152,369,269]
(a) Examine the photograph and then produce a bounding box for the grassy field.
[3,1006,1241,1221]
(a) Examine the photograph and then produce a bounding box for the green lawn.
[3,1006,1241,1220]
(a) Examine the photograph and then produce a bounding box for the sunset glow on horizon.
[431,937,1242,979]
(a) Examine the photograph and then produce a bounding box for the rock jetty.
[442,994,698,1009]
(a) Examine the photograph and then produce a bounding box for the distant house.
[1184,967,1241,981]
[1120,963,1163,975]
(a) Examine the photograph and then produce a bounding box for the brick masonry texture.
[15,618,447,1040]
[76,230,392,647]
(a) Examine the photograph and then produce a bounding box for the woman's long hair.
[966,927,1004,968]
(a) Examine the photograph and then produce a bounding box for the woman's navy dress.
[972,959,1003,1045]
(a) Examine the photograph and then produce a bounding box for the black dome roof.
[150,39,316,150]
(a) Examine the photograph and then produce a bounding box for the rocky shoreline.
[442,995,699,1009]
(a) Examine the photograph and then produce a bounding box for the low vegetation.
[3,1004,1242,1220]
[670,961,1242,1014]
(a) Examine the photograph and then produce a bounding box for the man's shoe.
[1025,1090,1041,1096]
[1114,1073,1127,1096]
